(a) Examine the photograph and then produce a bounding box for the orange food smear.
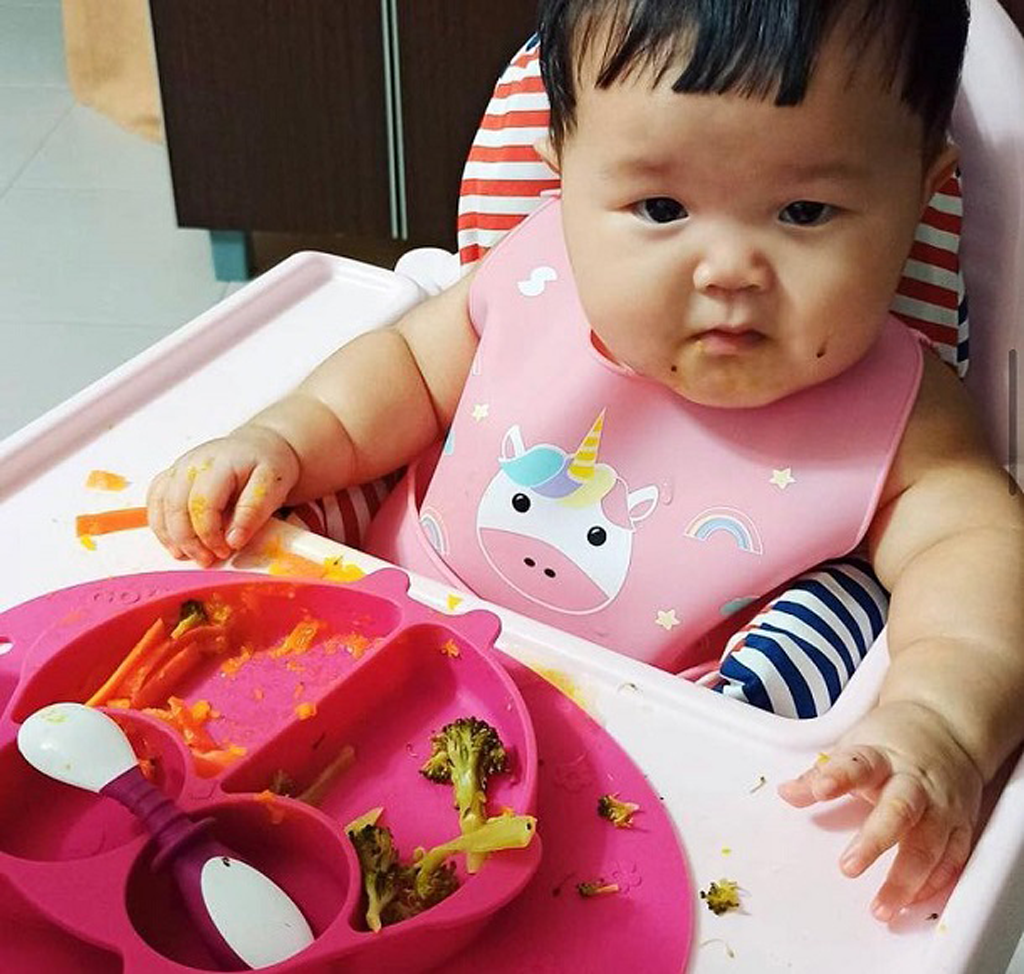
[145,696,218,751]
[440,638,461,658]
[322,557,366,582]
[204,596,233,627]
[254,790,286,825]
[295,702,317,720]
[86,469,129,491]
[220,645,254,677]
[142,696,242,776]
[267,550,326,578]
[189,699,215,721]
[261,539,365,583]
[344,633,371,660]
[270,618,322,658]
[192,745,247,778]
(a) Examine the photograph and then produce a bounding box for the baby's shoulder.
[882,352,998,502]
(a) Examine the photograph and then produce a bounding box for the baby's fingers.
[839,771,929,880]
[223,465,291,551]
[187,459,245,560]
[779,745,892,807]
[160,461,227,566]
[146,469,181,558]
[867,811,958,922]
[911,824,972,904]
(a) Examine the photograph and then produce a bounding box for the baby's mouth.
[693,326,765,355]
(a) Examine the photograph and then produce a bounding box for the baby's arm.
[148,273,478,565]
[780,353,1024,920]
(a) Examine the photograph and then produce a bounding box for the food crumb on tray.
[700,878,742,915]
[85,469,129,491]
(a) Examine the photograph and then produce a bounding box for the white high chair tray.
[1,252,1021,973]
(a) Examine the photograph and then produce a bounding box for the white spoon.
[18,702,314,970]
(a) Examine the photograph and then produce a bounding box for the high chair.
[0,1,1020,971]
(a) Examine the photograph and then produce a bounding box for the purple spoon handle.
[102,765,249,970]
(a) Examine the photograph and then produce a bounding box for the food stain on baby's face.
[553,24,955,409]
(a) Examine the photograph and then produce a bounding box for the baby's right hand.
[147,426,300,567]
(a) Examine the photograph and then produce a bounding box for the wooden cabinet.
[148,1,538,276]
[395,3,539,246]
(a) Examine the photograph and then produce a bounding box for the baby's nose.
[692,239,771,293]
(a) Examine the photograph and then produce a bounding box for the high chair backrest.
[954,0,1024,483]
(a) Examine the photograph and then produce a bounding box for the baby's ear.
[534,135,561,174]
[921,141,958,209]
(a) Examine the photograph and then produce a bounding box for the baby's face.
[551,30,955,407]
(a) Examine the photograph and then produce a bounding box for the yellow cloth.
[61,0,163,142]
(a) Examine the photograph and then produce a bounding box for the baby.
[149,0,1024,922]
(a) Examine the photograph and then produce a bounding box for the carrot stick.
[131,627,229,709]
[120,638,177,702]
[132,644,205,710]
[123,624,226,703]
[76,507,149,537]
[86,618,167,706]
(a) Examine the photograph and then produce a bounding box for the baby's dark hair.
[538,0,969,157]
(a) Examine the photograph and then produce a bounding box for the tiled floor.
[0,0,229,438]
[1,4,1023,970]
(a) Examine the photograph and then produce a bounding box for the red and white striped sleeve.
[457,40,560,268]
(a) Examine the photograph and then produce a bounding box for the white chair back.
[955,0,1024,484]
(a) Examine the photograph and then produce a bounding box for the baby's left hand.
[778,700,983,921]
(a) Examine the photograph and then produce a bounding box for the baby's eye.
[778,201,835,226]
[636,197,688,224]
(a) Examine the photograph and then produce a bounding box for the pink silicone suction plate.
[444,660,696,972]
[0,569,541,974]
[0,568,696,972]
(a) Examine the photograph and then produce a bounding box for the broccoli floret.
[597,793,640,828]
[420,717,508,835]
[383,861,460,925]
[348,821,461,929]
[348,813,537,929]
[348,823,401,932]
[413,813,536,895]
[700,878,742,915]
[171,599,208,638]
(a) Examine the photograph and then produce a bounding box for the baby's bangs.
[585,0,832,105]
[543,0,967,153]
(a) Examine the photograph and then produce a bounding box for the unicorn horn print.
[567,409,606,482]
